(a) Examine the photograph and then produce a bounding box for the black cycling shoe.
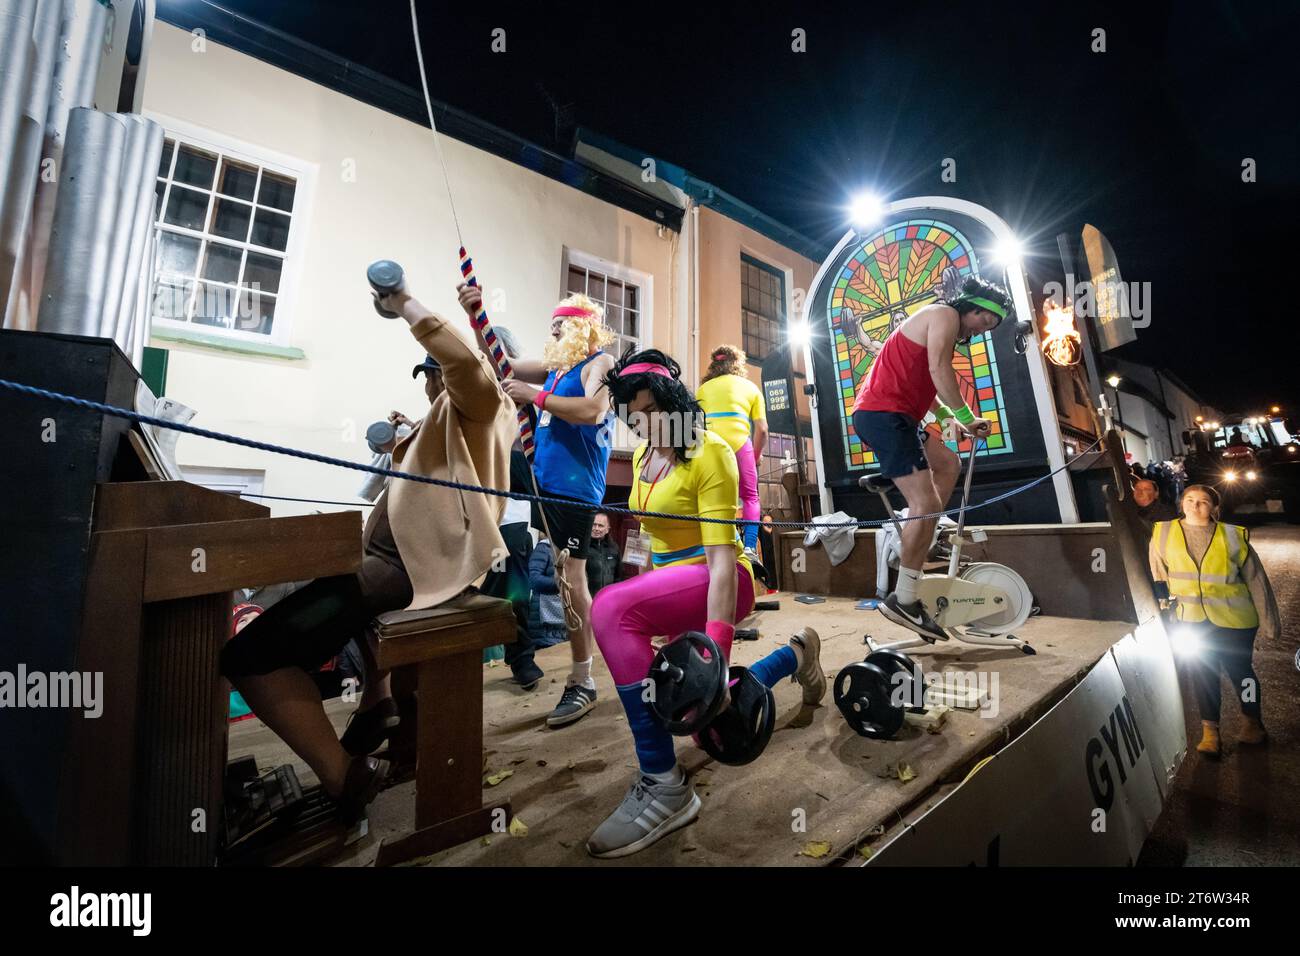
[340,697,400,756]
[878,593,947,642]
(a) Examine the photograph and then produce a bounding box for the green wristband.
[954,405,976,425]
[934,404,954,423]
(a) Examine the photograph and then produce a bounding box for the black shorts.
[537,490,596,560]
[220,555,412,679]
[852,409,931,479]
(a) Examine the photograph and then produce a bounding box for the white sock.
[568,657,594,688]
[646,765,684,786]
[895,566,922,605]
[788,634,806,669]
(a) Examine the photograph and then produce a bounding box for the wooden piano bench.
[369,591,516,866]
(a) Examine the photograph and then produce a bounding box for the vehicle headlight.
[1246,470,1257,480]
[1224,471,1236,481]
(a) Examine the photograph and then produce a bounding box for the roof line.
[155,1,683,231]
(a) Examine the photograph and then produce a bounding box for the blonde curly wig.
[542,293,615,371]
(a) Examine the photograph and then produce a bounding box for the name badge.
[538,411,552,428]
[623,530,652,568]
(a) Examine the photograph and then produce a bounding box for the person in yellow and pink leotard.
[696,345,767,557]
[584,347,825,859]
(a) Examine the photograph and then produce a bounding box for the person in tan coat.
[220,280,517,818]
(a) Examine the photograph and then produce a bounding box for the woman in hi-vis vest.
[1149,484,1281,756]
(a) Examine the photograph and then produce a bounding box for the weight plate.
[697,667,775,766]
[865,648,925,710]
[833,661,904,740]
[648,631,729,735]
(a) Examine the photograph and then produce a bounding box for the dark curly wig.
[935,275,1014,342]
[603,346,706,464]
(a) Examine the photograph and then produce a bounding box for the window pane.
[605,304,623,335]
[250,208,290,251]
[606,280,623,309]
[154,180,165,221]
[152,278,191,320]
[192,281,240,329]
[257,171,296,212]
[217,158,257,201]
[236,289,276,335]
[568,266,587,295]
[163,185,209,230]
[201,242,242,284]
[625,285,638,311]
[243,252,283,295]
[158,140,174,178]
[209,197,252,241]
[587,272,606,304]
[173,144,217,189]
[158,232,201,278]
[626,311,638,338]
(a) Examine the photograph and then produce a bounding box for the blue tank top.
[533,352,612,504]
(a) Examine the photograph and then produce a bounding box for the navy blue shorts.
[852,409,930,479]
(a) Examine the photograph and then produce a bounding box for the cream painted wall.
[695,206,817,418]
[141,24,675,514]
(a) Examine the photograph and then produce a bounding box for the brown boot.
[1196,721,1220,756]
[1238,716,1268,745]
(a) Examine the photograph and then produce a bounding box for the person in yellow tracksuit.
[1150,484,1281,756]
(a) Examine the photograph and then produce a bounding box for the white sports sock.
[568,657,594,688]
[646,765,684,786]
[895,566,922,605]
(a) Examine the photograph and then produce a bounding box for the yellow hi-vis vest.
[1153,520,1259,629]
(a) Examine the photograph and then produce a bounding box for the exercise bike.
[860,435,1035,655]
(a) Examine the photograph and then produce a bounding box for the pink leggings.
[591,563,756,685]
[735,441,761,549]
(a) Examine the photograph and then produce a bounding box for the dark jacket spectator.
[586,512,621,595]
[527,540,567,648]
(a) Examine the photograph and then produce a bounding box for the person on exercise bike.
[851,276,1011,641]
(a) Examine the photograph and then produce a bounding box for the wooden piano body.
[0,329,361,865]
[63,481,360,865]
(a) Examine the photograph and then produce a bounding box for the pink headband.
[619,362,673,378]
[552,306,594,319]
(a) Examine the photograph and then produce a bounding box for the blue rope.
[0,376,1100,530]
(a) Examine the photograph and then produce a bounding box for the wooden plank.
[376,614,515,669]
[374,802,509,867]
[141,511,362,602]
[415,654,483,828]
[58,530,147,865]
[94,480,268,532]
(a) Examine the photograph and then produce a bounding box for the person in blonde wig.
[696,344,767,555]
[468,290,616,729]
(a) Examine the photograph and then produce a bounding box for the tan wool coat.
[363,311,519,610]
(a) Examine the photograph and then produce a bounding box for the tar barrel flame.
[1041,299,1082,367]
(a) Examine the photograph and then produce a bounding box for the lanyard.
[637,453,672,513]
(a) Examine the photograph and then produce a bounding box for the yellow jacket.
[1152,520,1260,629]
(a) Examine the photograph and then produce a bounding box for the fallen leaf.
[681,844,698,853]
[798,841,833,859]
[484,769,514,787]
[510,757,527,765]
[480,836,491,847]
[857,845,874,860]
[508,816,528,837]
[536,759,548,767]
[896,763,916,783]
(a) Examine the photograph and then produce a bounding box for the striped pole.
[459,246,537,459]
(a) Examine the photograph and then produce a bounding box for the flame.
[1041,299,1081,367]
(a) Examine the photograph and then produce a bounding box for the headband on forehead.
[552,306,594,319]
[955,295,1008,321]
[619,362,673,379]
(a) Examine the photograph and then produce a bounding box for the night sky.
[202,0,1297,413]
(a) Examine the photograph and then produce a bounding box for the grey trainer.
[587,771,700,859]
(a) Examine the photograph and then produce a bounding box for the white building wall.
[141,24,677,515]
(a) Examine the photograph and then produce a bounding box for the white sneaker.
[586,771,700,859]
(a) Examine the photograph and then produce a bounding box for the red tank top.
[852,330,935,422]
